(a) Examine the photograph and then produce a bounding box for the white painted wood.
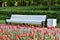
[6,14,47,24]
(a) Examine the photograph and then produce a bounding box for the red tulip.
[16,35,20,39]
[3,34,7,38]
[1,29,4,33]
[0,24,2,29]
[30,31,35,39]
[30,31,33,36]
[44,31,48,35]
[16,34,23,39]
[5,37,9,40]
[0,36,2,40]
[17,24,21,29]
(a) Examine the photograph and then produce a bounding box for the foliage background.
[0,0,60,23]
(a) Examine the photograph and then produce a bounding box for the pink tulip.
[11,24,14,29]
[52,37,57,40]
[30,31,35,40]
[52,32,56,36]
[33,28,37,32]
[24,26,27,31]
[0,24,2,29]
[44,31,48,35]
[37,24,42,28]
[8,25,11,29]
[48,33,51,36]
[16,34,24,39]
[6,28,9,32]
[39,29,42,32]
[17,24,21,29]
[14,28,18,32]
[57,29,60,34]
[28,38,31,40]
[9,32,13,36]
[3,34,7,38]
[26,32,29,37]
[39,36,43,40]
[3,23,6,28]
[31,25,34,29]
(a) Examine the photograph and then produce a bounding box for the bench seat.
[6,19,43,24]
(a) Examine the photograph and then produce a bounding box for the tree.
[30,0,34,6]
[1,0,8,7]
[0,0,2,7]
[14,0,18,6]
[4,0,8,7]
[36,0,47,6]
[57,0,60,5]
[18,0,21,6]
[2,0,4,7]
[23,0,29,6]
[55,0,58,6]
[48,0,51,10]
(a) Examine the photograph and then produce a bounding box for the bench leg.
[41,21,45,28]
[5,22,7,24]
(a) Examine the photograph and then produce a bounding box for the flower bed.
[0,24,60,40]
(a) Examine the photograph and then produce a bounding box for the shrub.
[0,10,60,22]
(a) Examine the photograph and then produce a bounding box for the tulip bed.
[0,24,60,40]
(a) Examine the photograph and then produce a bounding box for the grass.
[0,20,5,24]
[0,20,60,28]
[57,23,60,28]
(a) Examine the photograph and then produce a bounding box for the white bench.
[6,14,47,25]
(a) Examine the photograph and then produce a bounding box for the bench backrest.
[10,14,47,22]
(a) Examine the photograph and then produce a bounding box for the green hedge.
[0,6,60,10]
[0,10,60,23]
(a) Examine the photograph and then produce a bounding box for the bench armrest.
[6,19,10,22]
